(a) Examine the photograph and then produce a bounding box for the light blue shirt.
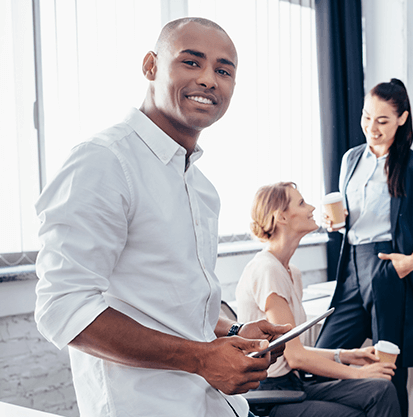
[340,146,391,245]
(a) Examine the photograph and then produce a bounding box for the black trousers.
[316,241,408,417]
[258,371,401,417]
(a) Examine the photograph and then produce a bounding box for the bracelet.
[334,348,342,364]
[227,323,244,336]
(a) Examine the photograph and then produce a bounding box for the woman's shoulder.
[343,143,366,160]
[259,250,286,266]
[240,251,287,282]
[290,264,301,277]
[247,250,283,270]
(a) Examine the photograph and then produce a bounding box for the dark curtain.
[315,0,365,281]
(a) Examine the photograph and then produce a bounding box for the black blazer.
[335,144,413,367]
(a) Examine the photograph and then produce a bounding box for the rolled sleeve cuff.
[36,294,109,350]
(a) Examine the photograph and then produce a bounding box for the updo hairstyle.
[250,182,296,241]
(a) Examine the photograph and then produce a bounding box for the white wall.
[362,0,413,95]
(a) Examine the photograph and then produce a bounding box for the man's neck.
[140,104,200,157]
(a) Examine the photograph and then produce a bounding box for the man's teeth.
[188,96,213,105]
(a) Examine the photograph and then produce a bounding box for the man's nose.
[197,66,217,89]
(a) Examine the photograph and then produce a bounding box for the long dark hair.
[369,78,413,197]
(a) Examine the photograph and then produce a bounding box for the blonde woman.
[236,182,401,417]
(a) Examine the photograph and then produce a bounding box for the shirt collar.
[123,108,203,168]
[363,145,388,161]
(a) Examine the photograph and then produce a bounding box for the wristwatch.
[227,323,244,336]
[334,348,343,364]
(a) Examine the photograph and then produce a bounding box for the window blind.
[1,0,322,256]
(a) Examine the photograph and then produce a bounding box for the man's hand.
[378,252,413,279]
[196,336,272,394]
[238,320,292,364]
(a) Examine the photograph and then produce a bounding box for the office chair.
[220,300,306,416]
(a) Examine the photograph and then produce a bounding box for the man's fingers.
[378,252,391,260]
[230,373,268,394]
[273,323,293,334]
[238,338,269,354]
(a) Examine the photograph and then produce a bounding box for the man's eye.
[217,69,230,76]
[184,60,198,67]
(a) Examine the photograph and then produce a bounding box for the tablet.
[248,307,335,358]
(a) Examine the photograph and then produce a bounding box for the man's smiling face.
[150,21,237,137]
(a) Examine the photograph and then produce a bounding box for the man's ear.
[142,51,157,80]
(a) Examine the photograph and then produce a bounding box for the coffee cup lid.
[374,340,400,354]
[322,192,343,205]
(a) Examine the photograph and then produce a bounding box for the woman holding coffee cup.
[316,78,413,417]
[236,182,401,417]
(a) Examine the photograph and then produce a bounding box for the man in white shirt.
[35,17,290,417]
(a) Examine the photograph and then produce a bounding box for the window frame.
[2,0,325,267]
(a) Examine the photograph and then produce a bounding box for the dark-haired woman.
[236,182,401,417]
[316,78,413,417]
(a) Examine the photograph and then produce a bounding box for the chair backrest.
[220,300,238,321]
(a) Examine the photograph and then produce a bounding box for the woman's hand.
[323,209,348,232]
[353,362,396,381]
[378,252,413,279]
[343,346,396,381]
[340,346,379,366]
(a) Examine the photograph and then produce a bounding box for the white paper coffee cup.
[374,340,400,364]
[322,192,345,228]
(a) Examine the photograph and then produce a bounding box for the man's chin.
[182,116,220,132]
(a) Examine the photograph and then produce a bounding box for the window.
[1,0,322,257]
[188,0,322,236]
[0,0,40,255]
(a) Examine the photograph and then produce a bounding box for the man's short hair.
[155,17,228,54]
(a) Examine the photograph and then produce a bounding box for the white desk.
[301,281,335,346]
[0,402,63,417]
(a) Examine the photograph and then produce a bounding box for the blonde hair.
[250,182,296,241]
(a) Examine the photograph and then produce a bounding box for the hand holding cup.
[322,192,347,232]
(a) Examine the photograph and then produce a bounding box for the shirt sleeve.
[249,256,294,313]
[35,141,133,349]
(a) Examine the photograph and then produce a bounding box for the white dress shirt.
[35,108,248,417]
[340,146,392,245]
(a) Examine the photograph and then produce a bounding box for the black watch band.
[227,323,244,336]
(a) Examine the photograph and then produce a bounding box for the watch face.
[228,323,243,336]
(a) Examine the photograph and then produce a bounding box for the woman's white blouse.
[236,249,306,378]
